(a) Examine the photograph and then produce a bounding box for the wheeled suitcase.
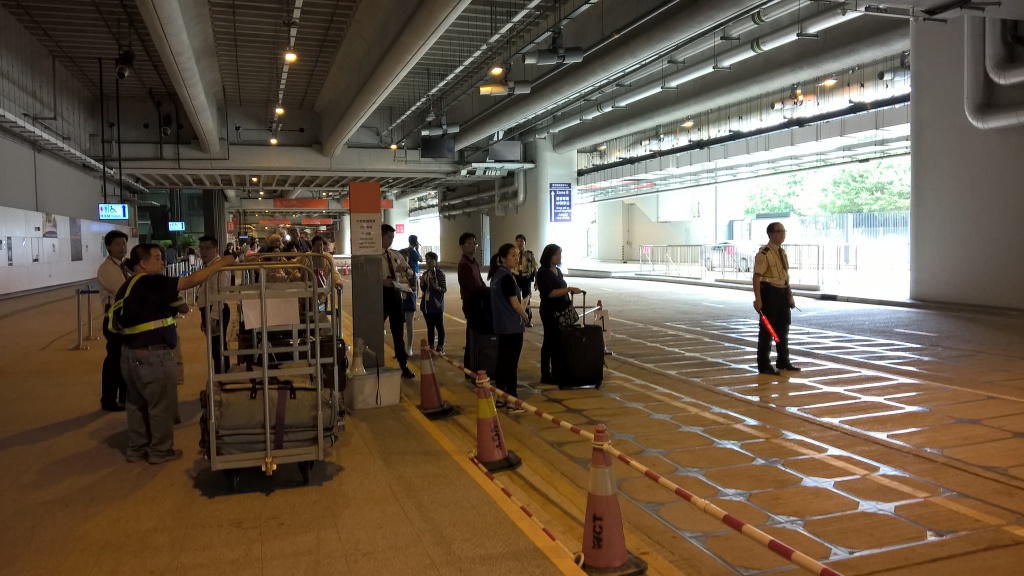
[468,328,499,380]
[558,291,604,389]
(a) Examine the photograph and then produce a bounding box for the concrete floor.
[2,272,1023,575]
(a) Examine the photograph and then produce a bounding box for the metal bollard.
[68,289,90,351]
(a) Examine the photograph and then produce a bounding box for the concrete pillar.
[516,138,581,263]
[910,17,1024,309]
[349,183,386,367]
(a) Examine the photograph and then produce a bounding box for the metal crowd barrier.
[639,243,829,289]
[68,285,100,351]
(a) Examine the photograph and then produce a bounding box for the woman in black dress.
[536,244,582,384]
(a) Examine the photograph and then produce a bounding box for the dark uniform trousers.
[101,308,127,406]
[757,283,792,369]
[383,287,408,369]
[200,305,231,374]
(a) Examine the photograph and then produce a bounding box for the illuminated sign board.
[168,221,186,231]
[98,203,129,220]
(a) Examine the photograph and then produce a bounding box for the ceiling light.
[489,64,504,77]
[274,106,285,115]
[598,145,607,151]
[251,177,258,183]
[819,77,838,87]
[479,80,531,96]
[681,119,695,129]
[270,137,278,145]
[259,190,264,195]
[524,47,584,65]
[389,143,398,150]
[284,49,297,63]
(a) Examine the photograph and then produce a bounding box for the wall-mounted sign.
[301,218,332,225]
[395,224,405,233]
[168,221,185,232]
[350,183,382,256]
[341,198,393,210]
[259,218,293,226]
[549,183,572,223]
[273,198,328,209]
[98,203,129,220]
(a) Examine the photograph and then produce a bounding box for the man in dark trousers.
[112,244,234,464]
[752,222,800,376]
[197,236,231,374]
[457,232,490,371]
[97,230,129,411]
[382,224,416,379]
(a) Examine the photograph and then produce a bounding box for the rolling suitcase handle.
[570,290,588,327]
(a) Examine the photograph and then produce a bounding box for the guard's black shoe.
[777,364,801,372]
[540,375,557,385]
[758,367,781,376]
[101,403,126,412]
[401,368,416,379]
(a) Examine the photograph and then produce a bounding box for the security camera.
[114,50,135,81]
[160,126,171,137]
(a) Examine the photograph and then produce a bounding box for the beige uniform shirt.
[97,256,128,309]
[382,247,413,288]
[752,244,789,288]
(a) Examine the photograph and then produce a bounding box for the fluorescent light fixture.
[598,145,607,151]
[480,80,531,96]
[523,47,584,65]
[274,106,285,115]
[251,176,258,183]
[819,77,838,87]
[284,49,297,63]
[489,64,505,76]
[681,119,695,129]
[269,137,278,145]
[389,143,398,150]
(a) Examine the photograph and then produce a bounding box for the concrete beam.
[317,0,472,157]
[136,0,223,154]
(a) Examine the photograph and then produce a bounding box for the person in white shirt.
[382,224,415,379]
[197,236,232,374]
[97,230,129,411]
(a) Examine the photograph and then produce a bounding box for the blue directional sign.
[549,183,572,223]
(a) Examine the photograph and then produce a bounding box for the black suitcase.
[558,291,604,389]
[468,328,499,380]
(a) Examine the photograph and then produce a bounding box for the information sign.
[549,183,572,222]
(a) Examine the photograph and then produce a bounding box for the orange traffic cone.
[418,339,458,420]
[581,424,647,575]
[474,370,521,473]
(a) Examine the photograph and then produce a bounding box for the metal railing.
[68,285,100,351]
[639,243,835,288]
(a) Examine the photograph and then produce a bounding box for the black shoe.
[495,399,507,409]
[758,367,781,376]
[540,375,556,385]
[101,403,126,412]
[777,364,801,372]
[525,322,534,328]
[401,368,416,379]
[148,449,183,465]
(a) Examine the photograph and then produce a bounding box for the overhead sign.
[98,203,129,220]
[168,221,185,231]
[549,183,572,222]
[395,224,405,233]
[342,198,393,210]
[273,198,328,209]
[259,218,292,226]
[301,218,332,225]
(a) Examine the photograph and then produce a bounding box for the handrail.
[68,285,99,351]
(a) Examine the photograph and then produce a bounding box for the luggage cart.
[201,254,343,491]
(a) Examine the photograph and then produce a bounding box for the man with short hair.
[98,230,130,411]
[113,244,234,464]
[514,234,538,327]
[382,224,415,378]
[457,232,490,369]
[752,222,800,376]
[197,236,232,374]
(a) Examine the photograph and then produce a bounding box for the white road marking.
[894,328,938,337]
[704,303,724,308]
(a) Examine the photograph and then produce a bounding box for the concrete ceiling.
[1,0,1017,204]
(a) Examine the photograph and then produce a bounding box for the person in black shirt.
[536,244,581,384]
[113,243,234,464]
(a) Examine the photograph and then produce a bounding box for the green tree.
[744,173,804,216]
[818,159,910,213]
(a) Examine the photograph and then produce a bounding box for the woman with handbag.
[488,243,531,414]
[536,244,582,384]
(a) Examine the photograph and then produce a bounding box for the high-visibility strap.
[122,316,176,334]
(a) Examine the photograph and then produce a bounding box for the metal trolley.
[200,254,344,491]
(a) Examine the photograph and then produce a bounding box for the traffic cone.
[581,424,647,575]
[597,300,612,357]
[418,339,458,420]
[474,371,521,473]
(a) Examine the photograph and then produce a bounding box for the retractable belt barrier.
[69,285,100,351]
[425,344,844,576]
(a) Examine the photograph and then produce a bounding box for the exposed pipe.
[965,16,1024,129]
[553,18,908,153]
[527,5,861,141]
[394,188,436,202]
[985,18,1024,85]
[454,0,777,150]
[99,58,108,203]
[442,181,517,207]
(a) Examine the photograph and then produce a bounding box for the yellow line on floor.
[399,399,586,575]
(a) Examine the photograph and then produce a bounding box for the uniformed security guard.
[111,243,234,464]
[752,222,800,376]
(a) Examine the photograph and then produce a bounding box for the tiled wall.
[0,206,131,296]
